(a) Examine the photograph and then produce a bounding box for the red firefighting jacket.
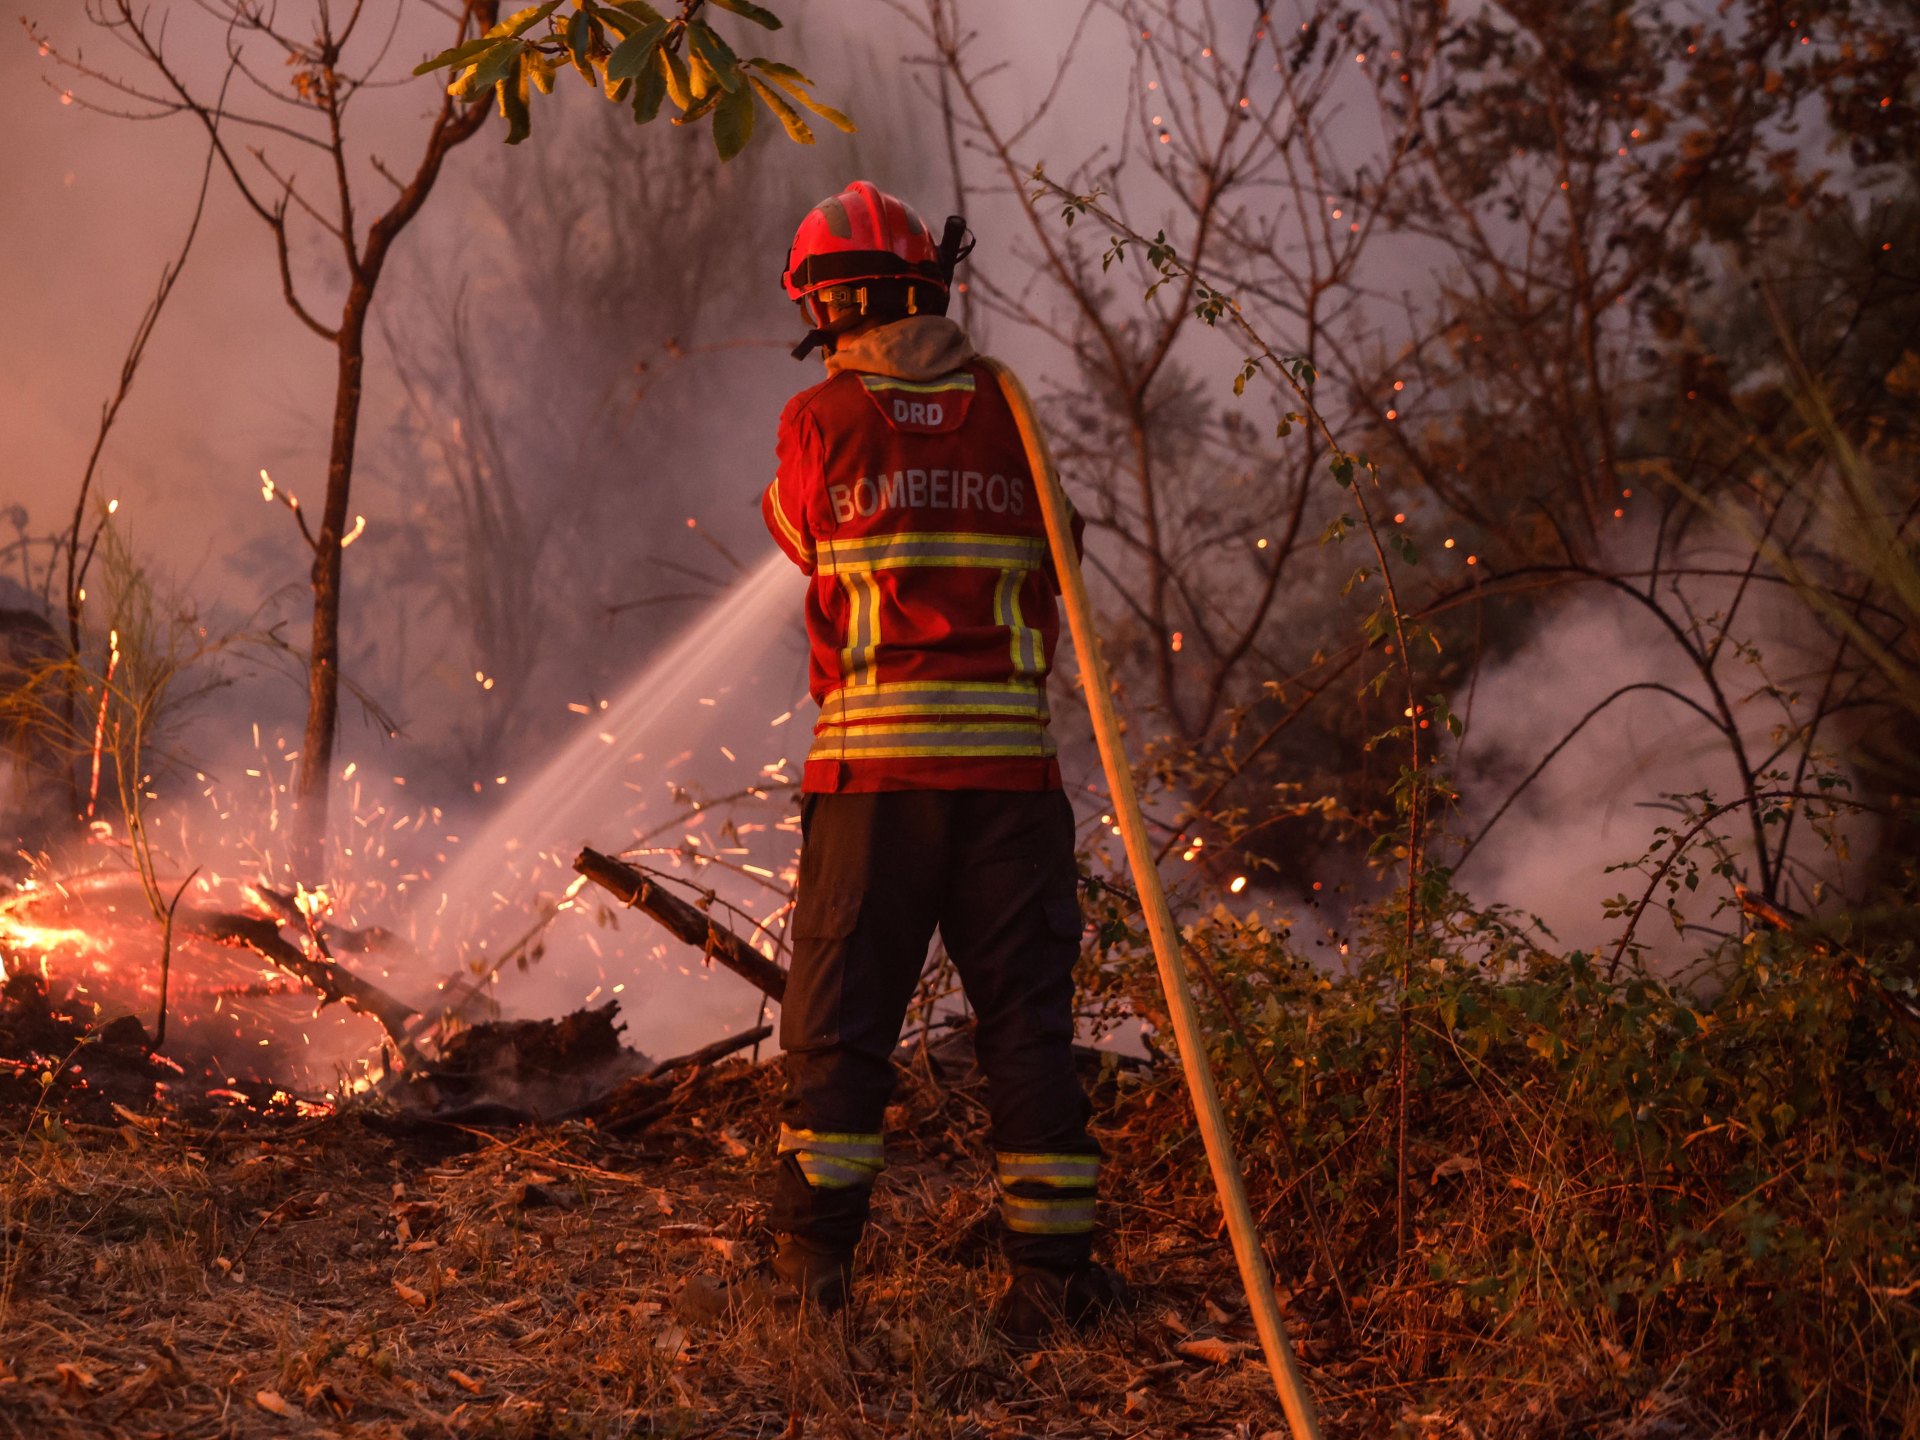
[762,319,1079,793]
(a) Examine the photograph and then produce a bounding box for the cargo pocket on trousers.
[1041,887,1084,942]
[782,888,864,1051]
[793,889,863,941]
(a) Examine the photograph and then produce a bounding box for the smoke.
[1451,521,1873,963]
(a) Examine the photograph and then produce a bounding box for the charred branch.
[181,908,418,1046]
[573,848,789,1004]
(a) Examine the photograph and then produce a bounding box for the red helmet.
[782,181,949,302]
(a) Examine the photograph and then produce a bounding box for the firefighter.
[761,181,1125,1344]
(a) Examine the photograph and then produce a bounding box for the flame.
[0,899,106,984]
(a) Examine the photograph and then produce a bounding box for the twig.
[151,867,200,1051]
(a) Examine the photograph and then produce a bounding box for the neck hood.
[824,315,974,382]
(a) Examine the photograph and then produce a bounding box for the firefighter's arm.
[1042,494,1087,594]
[764,397,820,574]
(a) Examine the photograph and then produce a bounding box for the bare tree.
[34,0,511,871]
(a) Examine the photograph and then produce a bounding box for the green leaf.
[605,18,668,81]
[747,74,814,143]
[710,0,783,28]
[527,48,558,94]
[713,82,755,159]
[744,57,814,85]
[675,84,723,124]
[687,21,744,91]
[413,34,497,77]
[759,67,854,131]
[490,2,562,39]
[498,70,533,145]
[661,45,694,109]
[454,39,525,100]
[607,0,665,21]
[629,50,667,120]
[565,11,595,82]
[591,2,646,38]
[686,48,719,99]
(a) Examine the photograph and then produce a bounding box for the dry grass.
[0,1030,1778,1440]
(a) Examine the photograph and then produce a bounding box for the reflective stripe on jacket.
[763,347,1080,792]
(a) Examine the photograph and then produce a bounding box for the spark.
[1230,875,1248,893]
[260,469,276,501]
[106,498,119,514]
[340,514,367,548]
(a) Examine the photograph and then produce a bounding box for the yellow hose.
[983,357,1325,1440]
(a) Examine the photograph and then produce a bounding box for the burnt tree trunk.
[297,289,369,868]
[290,7,499,869]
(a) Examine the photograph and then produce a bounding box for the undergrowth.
[1083,869,1920,1435]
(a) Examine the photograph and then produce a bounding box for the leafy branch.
[413,0,853,156]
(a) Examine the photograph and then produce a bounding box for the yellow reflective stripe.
[819,681,1047,723]
[993,569,1041,679]
[779,1125,884,1190]
[778,1125,884,1158]
[837,572,881,688]
[766,475,813,562]
[817,532,1046,574]
[996,1153,1101,1186]
[859,374,976,395]
[793,1156,883,1189]
[809,722,1055,762]
[1002,1194,1097,1234]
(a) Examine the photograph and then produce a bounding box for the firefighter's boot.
[994,1260,1131,1350]
[771,1232,854,1314]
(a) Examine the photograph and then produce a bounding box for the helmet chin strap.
[790,327,837,361]
[790,290,869,360]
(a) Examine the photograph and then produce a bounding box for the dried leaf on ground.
[1174,1335,1250,1365]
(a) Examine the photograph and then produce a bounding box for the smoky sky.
[0,0,1853,978]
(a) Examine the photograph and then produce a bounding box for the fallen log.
[573,848,788,1003]
[644,1023,772,1081]
[249,882,410,958]
[183,909,419,1045]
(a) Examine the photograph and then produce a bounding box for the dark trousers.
[771,789,1099,1268]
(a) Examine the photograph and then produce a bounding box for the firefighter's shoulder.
[778,371,864,431]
